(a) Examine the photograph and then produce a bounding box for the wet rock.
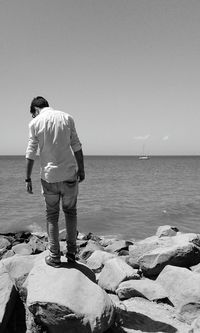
[0,237,11,259]
[105,240,133,254]
[157,265,200,324]
[1,249,15,260]
[116,278,168,301]
[2,253,38,284]
[156,225,179,238]
[189,316,200,333]
[98,257,140,292]
[25,257,115,333]
[131,233,200,277]
[27,234,47,253]
[79,240,104,260]
[12,243,33,255]
[86,250,116,272]
[112,297,190,333]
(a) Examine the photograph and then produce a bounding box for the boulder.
[116,278,168,301]
[79,240,104,260]
[12,243,33,255]
[99,237,116,247]
[112,297,190,333]
[131,233,200,277]
[156,225,179,237]
[129,237,162,263]
[126,256,140,269]
[156,265,200,324]
[98,258,140,292]
[27,234,47,253]
[1,250,15,259]
[32,231,47,239]
[77,231,88,240]
[5,231,32,245]
[0,236,11,250]
[0,264,17,332]
[86,250,116,272]
[25,256,115,333]
[189,316,200,333]
[2,252,43,281]
[85,232,102,242]
[0,237,11,258]
[105,240,133,253]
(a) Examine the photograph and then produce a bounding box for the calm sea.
[0,156,200,240]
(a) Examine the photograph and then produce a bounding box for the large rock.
[0,264,17,332]
[1,251,47,283]
[86,250,116,273]
[105,240,133,253]
[0,236,11,258]
[25,256,115,333]
[27,234,47,253]
[0,236,11,249]
[79,240,104,260]
[129,233,200,277]
[189,316,200,333]
[99,237,116,247]
[1,250,15,260]
[156,265,200,324]
[156,225,179,237]
[116,278,168,301]
[98,258,140,292]
[12,243,33,255]
[112,297,190,333]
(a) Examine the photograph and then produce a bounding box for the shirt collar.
[40,107,53,114]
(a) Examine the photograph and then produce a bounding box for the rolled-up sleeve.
[69,116,82,152]
[25,122,39,160]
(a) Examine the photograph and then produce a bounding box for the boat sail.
[138,144,150,160]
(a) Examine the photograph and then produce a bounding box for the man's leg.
[61,180,78,258]
[41,180,61,261]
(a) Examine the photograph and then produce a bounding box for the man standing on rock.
[25,96,85,268]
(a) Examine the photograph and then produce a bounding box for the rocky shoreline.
[1,225,200,332]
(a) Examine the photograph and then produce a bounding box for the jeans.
[41,178,78,259]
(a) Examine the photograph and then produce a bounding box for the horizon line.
[1,154,200,157]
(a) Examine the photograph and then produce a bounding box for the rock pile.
[1,225,200,332]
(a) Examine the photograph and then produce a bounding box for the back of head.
[30,96,49,115]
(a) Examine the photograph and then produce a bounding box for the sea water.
[0,155,200,240]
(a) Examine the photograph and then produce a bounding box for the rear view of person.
[25,96,85,267]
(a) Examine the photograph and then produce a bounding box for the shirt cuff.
[25,152,36,160]
[71,143,82,153]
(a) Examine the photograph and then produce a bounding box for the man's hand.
[74,149,85,183]
[26,180,33,194]
[77,169,85,183]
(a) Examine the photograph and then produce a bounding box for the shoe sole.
[45,256,61,268]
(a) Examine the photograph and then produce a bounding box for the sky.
[0,0,200,156]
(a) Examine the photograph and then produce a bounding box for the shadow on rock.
[119,309,177,333]
[60,261,96,283]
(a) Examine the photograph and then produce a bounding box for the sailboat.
[138,155,150,160]
[138,144,150,160]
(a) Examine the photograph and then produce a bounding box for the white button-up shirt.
[26,107,82,183]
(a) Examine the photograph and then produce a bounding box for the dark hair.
[30,96,49,115]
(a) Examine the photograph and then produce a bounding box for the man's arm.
[25,122,38,194]
[74,149,85,182]
[25,158,34,193]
